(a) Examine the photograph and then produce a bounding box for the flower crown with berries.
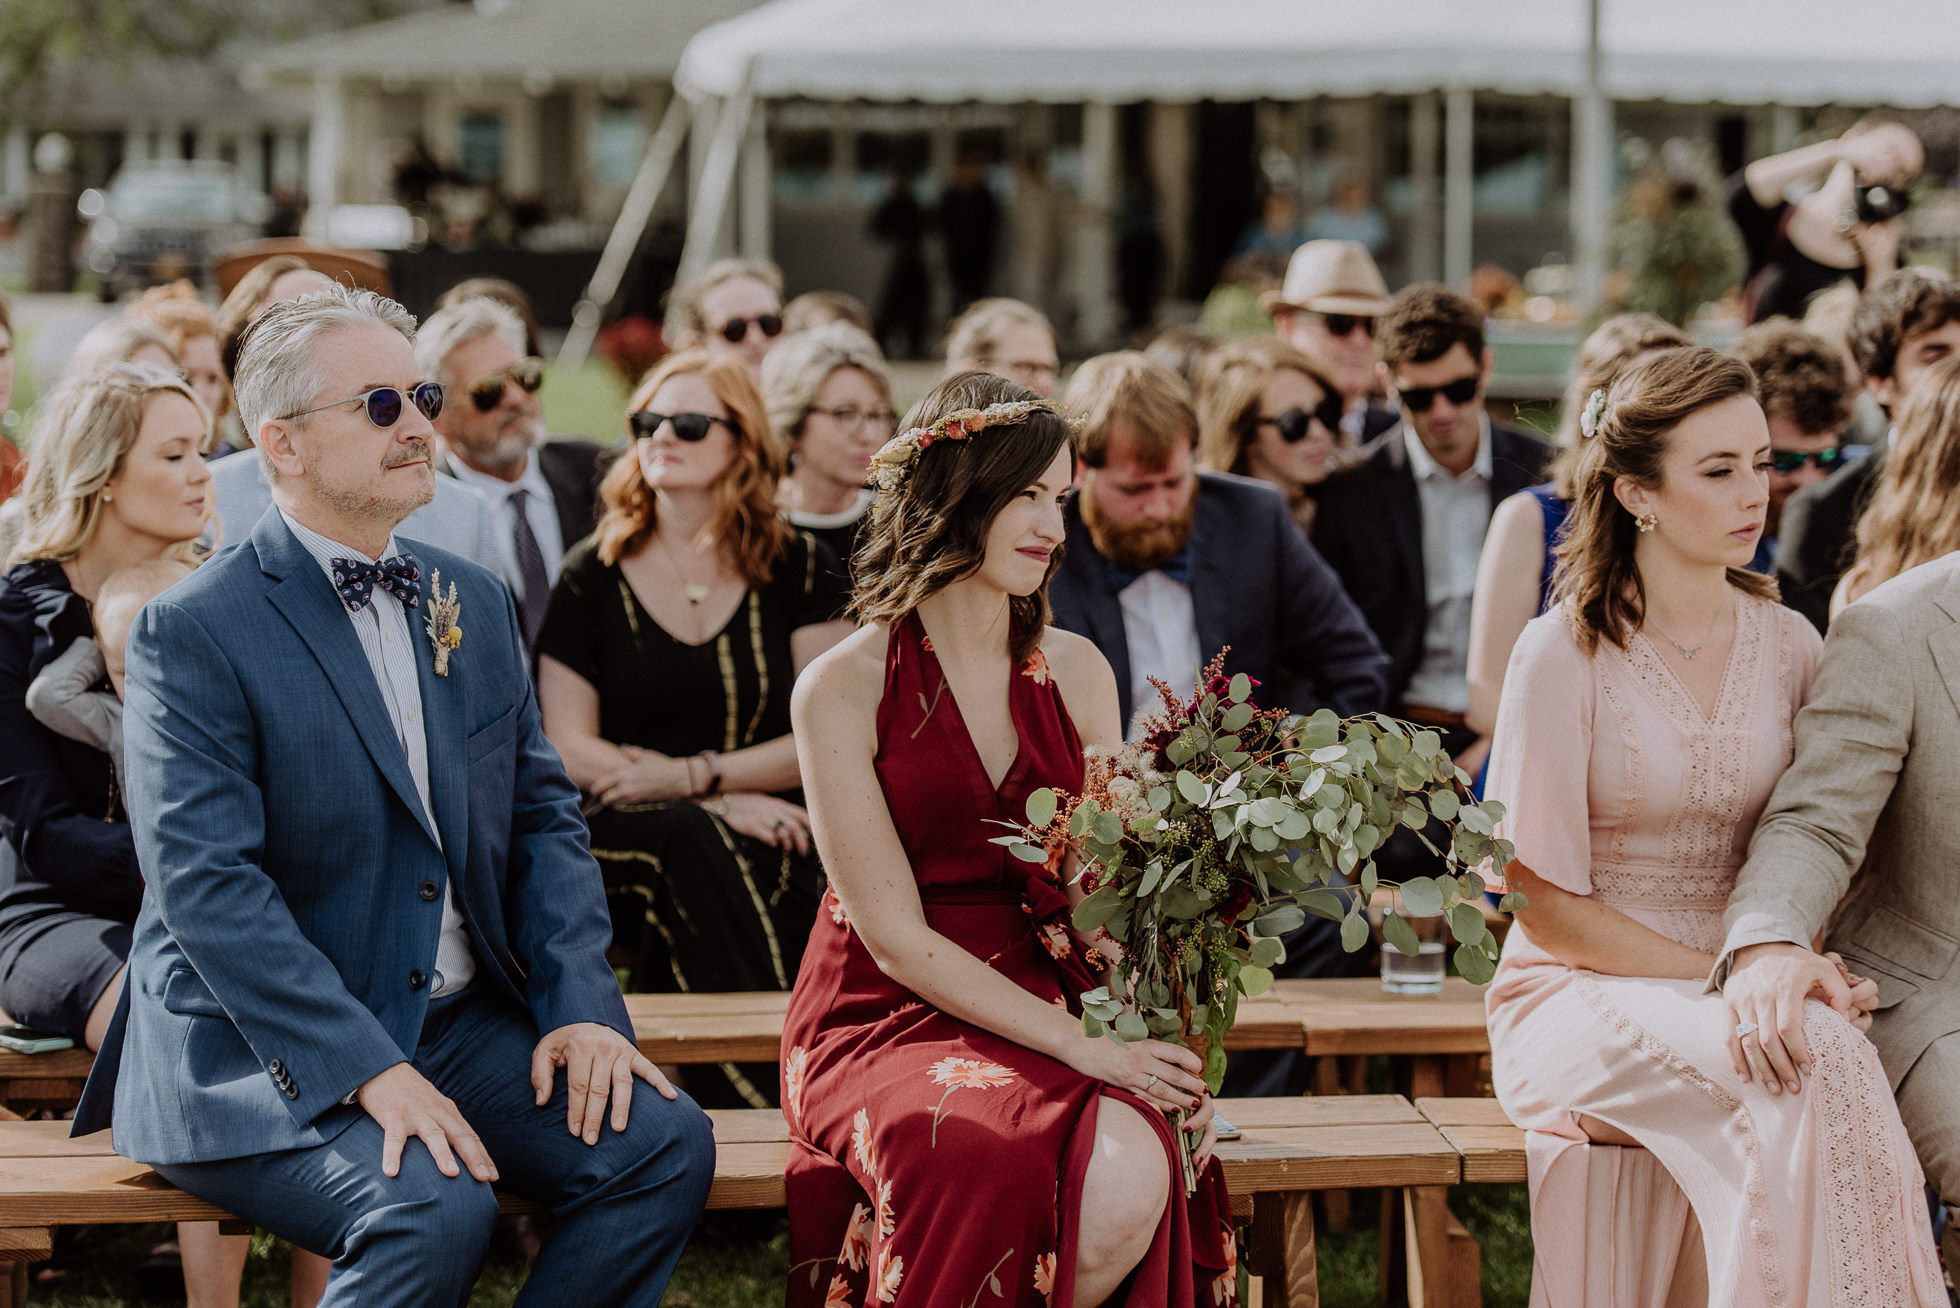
[869,399,1074,493]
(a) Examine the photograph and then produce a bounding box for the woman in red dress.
[782,372,1236,1307]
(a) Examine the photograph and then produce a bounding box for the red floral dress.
[781,615,1236,1307]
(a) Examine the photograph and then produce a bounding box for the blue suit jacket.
[1047,471,1390,725]
[74,510,629,1163]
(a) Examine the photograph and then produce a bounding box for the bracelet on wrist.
[698,750,723,796]
[683,754,703,796]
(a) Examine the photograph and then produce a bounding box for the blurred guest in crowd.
[946,297,1059,397]
[127,281,234,455]
[215,255,339,386]
[1731,115,1923,324]
[536,351,850,1108]
[761,322,894,598]
[436,275,543,357]
[0,294,19,505]
[664,258,785,373]
[1143,323,1222,393]
[1313,285,1553,784]
[64,317,178,381]
[781,289,873,339]
[418,297,605,647]
[1778,267,1960,630]
[1467,315,1688,748]
[1803,283,1890,451]
[1233,187,1308,262]
[1195,336,1349,534]
[1264,240,1397,444]
[869,168,930,359]
[939,153,1000,312]
[1307,177,1390,257]
[1049,353,1387,1093]
[1729,321,1855,571]
[1833,354,1960,615]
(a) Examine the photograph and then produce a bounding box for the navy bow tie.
[1106,544,1194,594]
[330,556,421,612]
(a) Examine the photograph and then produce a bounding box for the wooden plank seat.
[1415,1097,1527,1185]
[0,1094,1463,1308]
[1271,976,1492,1100]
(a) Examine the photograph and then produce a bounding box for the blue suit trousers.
[155,990,715,1306]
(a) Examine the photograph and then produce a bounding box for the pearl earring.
[1636,511,1658,534]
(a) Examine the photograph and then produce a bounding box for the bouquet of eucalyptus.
[993,657,1518,1189]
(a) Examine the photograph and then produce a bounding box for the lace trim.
[1575,974,1788,1306]
[1592,672,1645,868]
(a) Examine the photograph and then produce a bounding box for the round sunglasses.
[718,313,783,344]
[280,382,445,428]
[1770,447,1845,475]
[1255,396,1346,444]
[629,410,742,442]
[1395,374,1480,413]
[468,357,545,412]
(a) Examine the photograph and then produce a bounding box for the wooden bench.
[1271,976,1491,1099]
[0,1094,1466,1308]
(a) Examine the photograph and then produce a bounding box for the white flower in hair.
[1579,388,1609,440]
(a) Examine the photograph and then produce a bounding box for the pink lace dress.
[1484,596,1943,1306]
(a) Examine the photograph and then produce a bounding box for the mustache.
[383,440,432,469]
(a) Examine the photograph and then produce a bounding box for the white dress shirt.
[1117,570,1204,740]
[446,449,563,610]
[280,510,476,996]
[1401,414,1493,714]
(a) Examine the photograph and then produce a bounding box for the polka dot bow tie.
[330,556,421,612]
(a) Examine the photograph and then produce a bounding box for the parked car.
[78,161,259,301]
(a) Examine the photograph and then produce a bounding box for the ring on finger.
[1735,1020,1759,1039]
[1141,1073,1159,1093]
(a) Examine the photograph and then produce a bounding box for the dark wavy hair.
[852,372,1072,665]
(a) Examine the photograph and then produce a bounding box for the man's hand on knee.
[531,1023,678,1146]
[1722,941,1852,1096]
[355,1062,499,1183]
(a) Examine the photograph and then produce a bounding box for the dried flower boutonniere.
[425,570,463,675]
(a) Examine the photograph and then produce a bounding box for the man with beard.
[1049,350,1387,733]
[418,297,607,646]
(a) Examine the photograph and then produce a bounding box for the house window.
[591,100,642,187]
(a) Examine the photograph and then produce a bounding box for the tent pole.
[556,91,692,373]
[738,98,771,261]
[1408,93,1441,284]
[1443,88,1474,290]
[1571,0,1611,318]
[1075,101,1118,351]
[677,84,754,284]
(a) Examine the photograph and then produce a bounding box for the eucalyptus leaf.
[1092,811,1125,845]
[1449,900,1489,947]
[1498,891,1527,913]
[1399,876,1445,918]
[1176,770,1208,804]
[1300,767,1327,796]
[1221,701,1255,733]
[1082,1012,1105,1038]
[1114,1010,1151,1043]
[1276,810,1314,841]
[1429,789,1461,822]
[1069,803,1096,839]
[1381,911,1421,959]
[1411,728,1443,758]
[1238,964,1274,996]
[1249,935,1285,968]
[1455,942,1498,986]
[1160,887,1207,919]
[1340,908,1370,952]
[1254,904,1306,936]
[1249,826,1280,852]
[1009,841,1048,864]
[1072,887,1123,932]
[1309,744,1348,765]
[1360,861,1379,899]
[1025,787,1058,830]
[1459,805,1495,836]
[1229,672,1252,703]
[1167,736,1194,766]
[1149,785,1173,812]
[1355,823,1381,856]
[1299,888,1347,922]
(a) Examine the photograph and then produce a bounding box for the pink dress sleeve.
[1484,612,1597,895]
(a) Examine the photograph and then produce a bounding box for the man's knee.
[1894,1034,1960,1202]
[359,1156,502,1253]
[572,1088,717,1212]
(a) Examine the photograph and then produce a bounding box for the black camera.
[1854,183,1913,225]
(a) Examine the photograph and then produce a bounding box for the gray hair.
[234,285,416,469]
[414,296,527,388]
[759,321,891,451]
[64,317,179,379]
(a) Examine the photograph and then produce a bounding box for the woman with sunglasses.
[1194,336,1350,533]
[761,321,896,596]
[1833,352,1960,617]
[663,257,786,373]
[535,350,853,1108]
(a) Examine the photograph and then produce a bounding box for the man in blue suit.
[75,286,714,1305]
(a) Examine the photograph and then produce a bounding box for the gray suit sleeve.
[24,637,119,755]
[1711,597,1912,989]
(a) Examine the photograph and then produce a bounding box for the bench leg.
[1402,1187,1453,1308]
[1445,1207,1483,1308]
[1248,1192,1318,1308]
[0,1229,50,1308]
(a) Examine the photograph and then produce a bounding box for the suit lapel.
[1381,448,1426,600]
[1928,576,1960,723]
[255,517,440,848]
[1189,487,1232,665]
[407,552,469,884]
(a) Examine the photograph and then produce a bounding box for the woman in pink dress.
[781,372,1235,1307]
[1484,346,1943,1305]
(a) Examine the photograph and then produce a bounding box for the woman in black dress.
[537,348,852,1108]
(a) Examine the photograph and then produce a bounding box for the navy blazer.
[75,510,628,1163]
[1311,420,1553,708]
[1048,471,1389,725]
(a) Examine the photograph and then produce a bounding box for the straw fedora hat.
[1263,240,1390,317]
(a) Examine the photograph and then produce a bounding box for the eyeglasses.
[629,410,741,442]
[1256,396,1346,444]
[1770,447,1845,475]
[1313,313,1375,339]
[1394,374,1481,413]
[807,404,898,431]
[467,357,545,412]
[718,313,783,344]
[281,382,444,428]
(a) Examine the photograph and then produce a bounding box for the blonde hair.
[64,317,180,381]
[1841,353,1960,605]
[1194,337,1344,476]
[593,350,790,585]
[4,363,209,567]
[1062,351,1197,470]
[127,281,232,425]
[663,258,783,348]
[1552,346,1775,652]
[759,322,891,456]
[945,298,1055,372]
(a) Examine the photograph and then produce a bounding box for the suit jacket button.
[284,1083,299,1100]
[269,1059,284,1073]
[419,881,440,901]
[409,970,426,990]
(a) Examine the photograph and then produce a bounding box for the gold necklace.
[655,531,714,605]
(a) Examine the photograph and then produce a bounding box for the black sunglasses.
[281,382,444,428]
[629,410,741,442]
[1770,447,1845,475]
[718,313,783,344]
[468,357,545,412]
[1395,374,1480,413]
[1257,396,1346,445]
[1315,312,1375,338]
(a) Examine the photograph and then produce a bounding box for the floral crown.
[1579,387,1610,440]
[869,399,1072,493]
